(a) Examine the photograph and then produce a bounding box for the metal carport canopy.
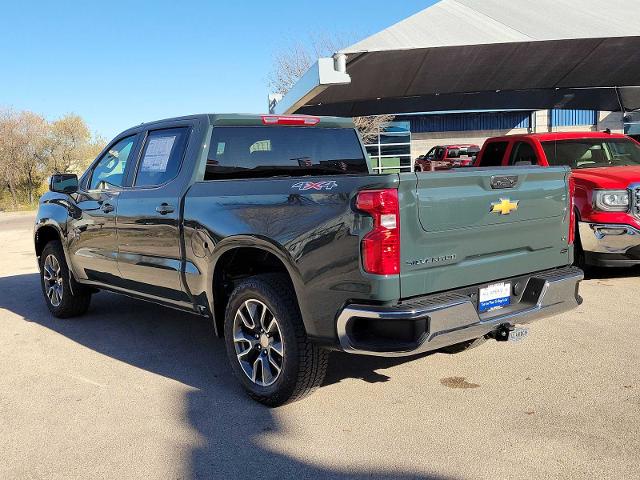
[273,0,640,116]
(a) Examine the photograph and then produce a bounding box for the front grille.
[634,187,640,218]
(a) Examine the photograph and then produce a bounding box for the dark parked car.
[35,114,582,405]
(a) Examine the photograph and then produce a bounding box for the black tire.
[440,336,487,354]
[573,240,587,271]
[224,273,328,407]
[573,219,588,272]
[40,241,91,318]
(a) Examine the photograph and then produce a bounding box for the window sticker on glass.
[141,136,176,172]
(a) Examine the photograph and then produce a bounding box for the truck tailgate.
[398,166,572,298]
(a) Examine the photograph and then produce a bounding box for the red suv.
[415,144,480,171]
[475,132,640,268]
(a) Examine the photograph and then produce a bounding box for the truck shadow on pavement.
[0,272,448,479]
[583,265,640,280]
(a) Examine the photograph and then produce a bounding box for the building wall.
[597,111,624,133]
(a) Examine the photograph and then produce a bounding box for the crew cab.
[35,114,582,406]
[475,132,640,268]
[414,144,480,171]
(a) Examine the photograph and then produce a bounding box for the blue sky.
[0,0,434,139]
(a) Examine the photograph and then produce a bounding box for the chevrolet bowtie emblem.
[491,198,519,215]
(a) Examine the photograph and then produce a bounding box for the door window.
[89,136,136,190]
[508,141,538,166]
[134,128,189,187]
[425,147,437,159]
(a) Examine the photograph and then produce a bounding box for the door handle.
[155,203,175,215]
[101,203,115,213]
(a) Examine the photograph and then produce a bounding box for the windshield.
[541,138,640,169]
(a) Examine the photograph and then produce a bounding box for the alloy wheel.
[43,254,63,307]
[232,299,284,387]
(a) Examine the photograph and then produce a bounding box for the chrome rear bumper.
[336,267,583,357]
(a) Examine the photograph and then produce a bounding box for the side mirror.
[49,173,79,194]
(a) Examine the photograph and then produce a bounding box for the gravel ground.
[1,212,638,479]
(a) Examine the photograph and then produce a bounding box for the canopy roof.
[273,0,640,116]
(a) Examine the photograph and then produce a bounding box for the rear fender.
[204,236,309,335]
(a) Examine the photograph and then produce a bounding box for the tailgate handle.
[491,175,518,189]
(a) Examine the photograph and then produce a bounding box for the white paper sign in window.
[141,135,176,172]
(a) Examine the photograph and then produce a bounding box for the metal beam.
[270,57,351,115]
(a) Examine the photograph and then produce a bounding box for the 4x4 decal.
[291,181,338,191]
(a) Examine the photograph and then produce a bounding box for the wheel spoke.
[269,340,283,357]
[234,329,257,347]
[43,264,54,280]
[251,356,262,383]
[236,309,254,330]
[236,343,253,361]
[266,318,279,335]
[245,301,258,326]
[259,304,268,331]
[268,351,281,374]
[261,355,274,385]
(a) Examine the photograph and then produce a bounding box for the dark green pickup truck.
[35,114,582,405]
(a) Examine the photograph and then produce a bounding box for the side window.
[134,128,189,187]
[508,141,538,166]
[447,148,460,159]
[435,148,445,160]
[89,136,136,190]
[425,147,437,159]
[479,141,508,167]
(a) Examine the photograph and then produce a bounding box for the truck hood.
[572,166,640,189]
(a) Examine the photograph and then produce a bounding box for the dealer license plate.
[479,282,511,312]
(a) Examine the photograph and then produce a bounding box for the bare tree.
[0,109,22,208]
[268,34,394,143]
[46,114,100,173]
[0,108,105,210]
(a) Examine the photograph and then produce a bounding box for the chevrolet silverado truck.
[35,114,583,406]
[475,132,640,268]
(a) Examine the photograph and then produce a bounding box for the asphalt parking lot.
[1,212,639,480]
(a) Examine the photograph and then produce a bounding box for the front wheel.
[39,241,91,318]
[573,217,588,272]
[224,274,328,407]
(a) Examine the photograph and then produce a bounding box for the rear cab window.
[508,141,538,166]
[478,141,509,166]
[204,126,368,180]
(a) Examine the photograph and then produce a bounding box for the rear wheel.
[224,274,328,407]
[40,241,91,318]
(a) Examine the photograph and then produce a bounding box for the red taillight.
[261,115,320,126]
[356,189,400,275]
[568,174,576,245]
